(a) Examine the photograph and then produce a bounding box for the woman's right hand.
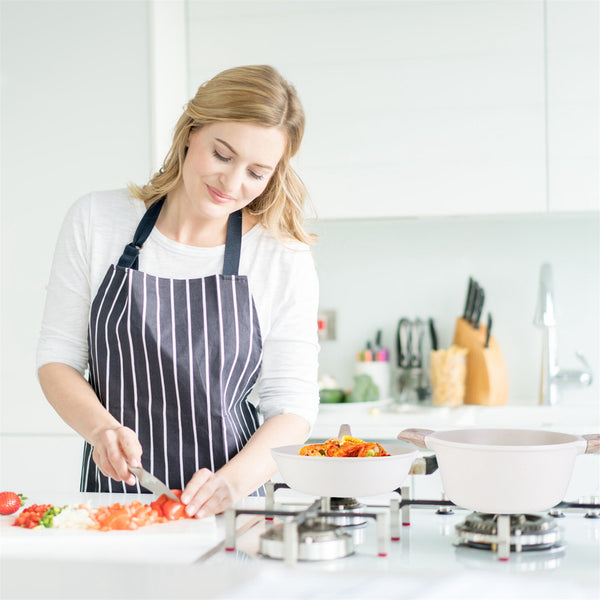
[91,426,143,486]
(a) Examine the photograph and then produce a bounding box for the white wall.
[1,1,153,491]
[309,213,599,406]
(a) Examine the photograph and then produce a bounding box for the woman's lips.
[207,185,234,204]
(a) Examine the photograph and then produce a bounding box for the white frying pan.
[398,428,600,514]
[271,443,418,498]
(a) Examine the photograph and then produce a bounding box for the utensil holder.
[453,318,508,405]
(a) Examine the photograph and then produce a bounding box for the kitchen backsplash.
[308,213,599,407]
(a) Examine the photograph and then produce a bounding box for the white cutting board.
[0,492,220,564]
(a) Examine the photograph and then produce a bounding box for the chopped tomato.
[162,499,187,520]
[94,500,167,531]
[152,490,190,521]
[13,504,53,529]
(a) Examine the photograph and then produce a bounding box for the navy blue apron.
[80,197,264,494]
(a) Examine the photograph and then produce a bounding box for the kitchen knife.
[462,277,476,321]
[484,313,492,347]
[396,318,412,368]
[428,317,438,351]
[128,466,179,501]
[472,287,485,329]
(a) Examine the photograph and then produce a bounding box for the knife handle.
[484,313,492,347]
[462,277,474,320]
[472,287,485,329]
[428,318,438,351]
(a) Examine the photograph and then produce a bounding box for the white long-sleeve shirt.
[37,189,320,426]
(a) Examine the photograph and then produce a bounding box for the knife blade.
[128,466,179,501]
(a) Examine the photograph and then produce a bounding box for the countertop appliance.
[2,479,599,599]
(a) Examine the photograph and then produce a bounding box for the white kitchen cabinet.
[187,1,547,218]
[546,0,600,212]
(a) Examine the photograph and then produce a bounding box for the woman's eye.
[213,150,230,163]
[248,170,264,181]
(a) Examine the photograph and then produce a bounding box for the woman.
[37,65,319,519]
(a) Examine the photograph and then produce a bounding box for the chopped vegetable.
[151,490,190,521]
[13,504,54,528]
[12,488,191,531]
[299,435,390,457]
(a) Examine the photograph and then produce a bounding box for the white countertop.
[311,402,600,440]
[2,490,599,600]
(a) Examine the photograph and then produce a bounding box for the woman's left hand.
[180,468,236,518]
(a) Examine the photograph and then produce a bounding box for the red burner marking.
[225,547,235,552]
[391,537,400,541]
[265,517,274,521]
[498,557,509,562]
[402,522,410,526]
[378,553,388,557]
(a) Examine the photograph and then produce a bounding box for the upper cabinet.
[546,0,599,212]
[186,1,595,219]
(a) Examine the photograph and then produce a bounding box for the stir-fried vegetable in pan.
[298,435,390,457]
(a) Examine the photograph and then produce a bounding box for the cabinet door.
[188,1,546,218]
[546,0,600,212]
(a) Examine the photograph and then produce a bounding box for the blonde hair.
[129,65,315,244]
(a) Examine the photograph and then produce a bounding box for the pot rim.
[424,428,586,452]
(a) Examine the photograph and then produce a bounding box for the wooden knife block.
[453,318,508,405]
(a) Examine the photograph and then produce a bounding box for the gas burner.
[455,512,563,557]
[326,497,368,528]
[259,518,354,561]
[225,491,390,564]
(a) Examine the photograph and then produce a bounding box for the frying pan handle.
[583,434,600,454]
[397,428,435,449]
[338,423,352,438]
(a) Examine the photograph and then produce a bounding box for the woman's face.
[173,121,287,221]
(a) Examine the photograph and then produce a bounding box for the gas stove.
[200,482,600,598]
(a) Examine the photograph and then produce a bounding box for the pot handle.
[583,434,600,454]
[338,423,352,438]
[397,428,435,449]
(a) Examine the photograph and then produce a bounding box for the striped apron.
[80,197,263,494]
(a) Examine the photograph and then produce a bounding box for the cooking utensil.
[411,318,424,368]
[398,428,600,514]
[128,466,179,501]
[271,443,418,498]
[396,318,412,368]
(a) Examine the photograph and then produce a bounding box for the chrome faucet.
[533,263,593,406]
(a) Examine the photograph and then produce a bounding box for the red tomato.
[153,490,189,521]
[162,500,187,520]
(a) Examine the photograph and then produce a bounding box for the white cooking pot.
[398,428,599,514]
[271,444,418,498]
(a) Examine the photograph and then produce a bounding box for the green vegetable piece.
[346,374,380,403]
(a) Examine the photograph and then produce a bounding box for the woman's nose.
[219,166,243,195]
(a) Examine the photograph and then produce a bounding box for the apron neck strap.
[117,197,243,276]
[222,209,242,276]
